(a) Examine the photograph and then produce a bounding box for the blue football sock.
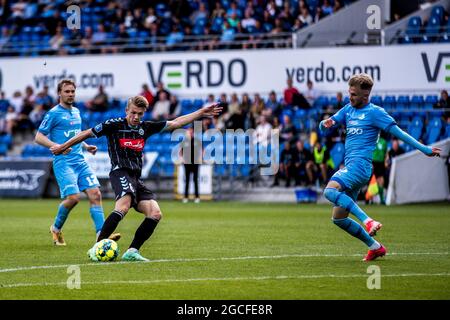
[324,187,370,223]
[90,205,105,234]
[332,217,375,247]
[53,204,71,231]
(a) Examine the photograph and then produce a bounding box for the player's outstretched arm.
[164,103,222,131]
[50,129,94,155]
[388,125,441,157]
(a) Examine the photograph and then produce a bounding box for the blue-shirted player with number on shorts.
[319,73,441,261]
[35,79,120,246]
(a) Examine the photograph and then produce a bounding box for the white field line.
[2,273,450,288]
[0,251,448,274]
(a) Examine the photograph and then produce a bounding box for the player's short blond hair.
[57,79,76,93]
[127,95,149,110]
[348,73,374,91]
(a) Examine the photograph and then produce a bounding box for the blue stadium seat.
[424,117,443,144]
[431,5,445,21]
[370,95,382,106]
[443,123,450,140]
[405,16,422,43]
[0,134,12,147]
[422,16,442,43]
[425,95,438,105]
[407,116,424,141]
[330,142,345,169]
[0,143,7,156]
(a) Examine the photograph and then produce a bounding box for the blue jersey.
[331,103,396,166]
[38,104,84,164]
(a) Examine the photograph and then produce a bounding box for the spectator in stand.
[9,90,23,115]
[144,7,157,29]
[313,6,324,23]
[140,84,154,108]
[284,77,310,109]
[227,11,240,29]
[294,140,315,186]
[81,26,94,54]
[280,114,297,143]
[219,93,229,114]
[49,25,65,53]
[228,93,240,116]
[191,2,209,25]
[241,10,257,30]
[250,93,265,119]
[166,25,184,48]
[0,26,10,51]
[152,91,170,120]
[114,23,130,52]
[29,102,46,129]
[265,90,283,119]
[298,6,313,27]
[334,0,343,13]
[284,77,300,106]
[435,89,450,120]
[204,94,216,107]
[278,1,294,29]
[87,85,109,112]
[254,115,272,146]
[220,20,236,49]
[3,105,17,134]
[154,82,171,105]
[272,141,297,187]
[225,93,245,130]
[334,91,346,110]
[312,140,329,186]
[169,94,180,119]
[37,85,54,110]
[321,0,334,16]
[305,80,319,107]
[211,2,226,20]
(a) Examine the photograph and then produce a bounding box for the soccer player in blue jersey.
[319,73,441,261]
[35,79,119,246]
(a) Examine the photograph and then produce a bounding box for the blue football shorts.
[329,159,372,201]
[53,160,100,198]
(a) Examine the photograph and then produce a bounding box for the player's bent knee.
[323,187,339,203]
[151,210,162,221]
[66,194,80,206]
[88,189,102,203]
[116,206,130,215]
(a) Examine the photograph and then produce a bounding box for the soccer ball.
[95,239,119,262]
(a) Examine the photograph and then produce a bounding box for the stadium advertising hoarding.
[0,44,448,97]
[83,151,158,179]
[0,159,52,197]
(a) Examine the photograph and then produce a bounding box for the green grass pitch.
[0,199,449,299]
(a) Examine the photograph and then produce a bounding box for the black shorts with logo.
[109,168,156,210]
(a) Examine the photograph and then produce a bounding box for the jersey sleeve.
[37,112,55,135]
[144,121,167,137]
[330,104,349,125]
[91,119,118,138]
[372,107,397,131]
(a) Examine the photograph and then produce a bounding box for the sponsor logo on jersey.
[119,138,145,151]
[64,129,81,137]
[346,127,363,135]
